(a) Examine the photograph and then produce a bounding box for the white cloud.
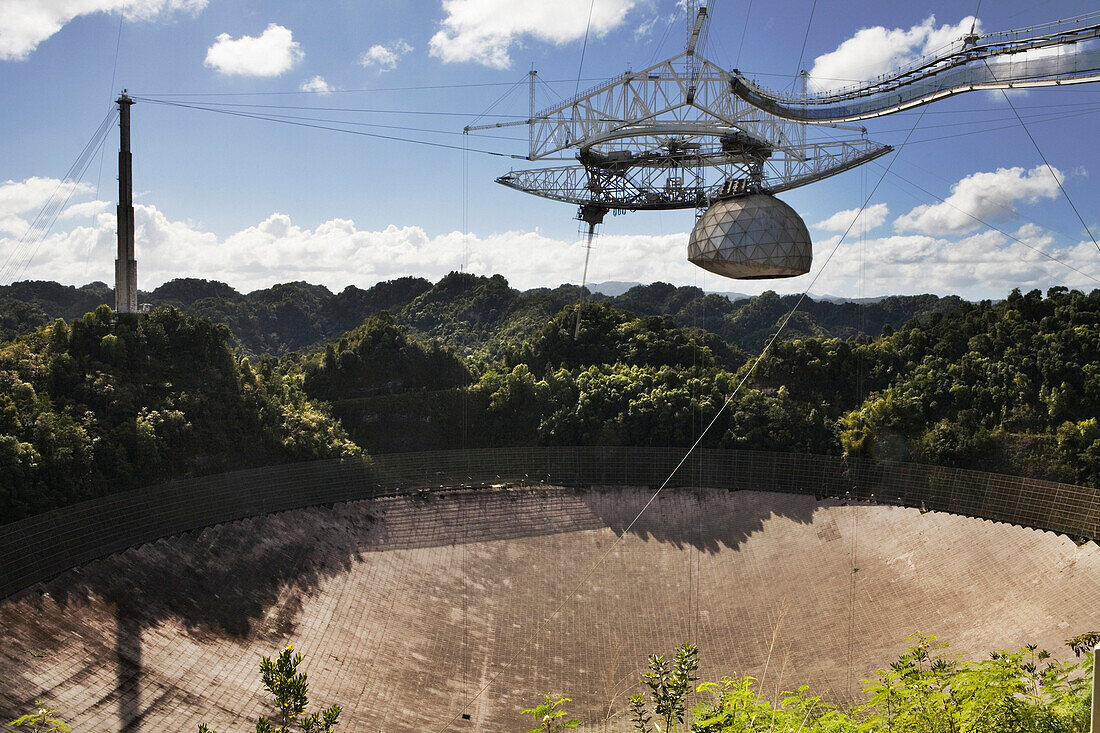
[299,75,334,94]
[0,0,206,61]
[430,0,637,69]
[359,40,413,72]
[633,15,659,40]
[813,203,888,232]
[0,197,695,293]
[204,23,303,77]
[0,176,98,235]
[3,177,1094,302]
[894,165,1062,235]
[806,225,1099,298]
[0,176,90,215]
[57,199,112,220]
[808,16,978,91]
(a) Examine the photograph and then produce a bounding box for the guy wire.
[434,62,938,733]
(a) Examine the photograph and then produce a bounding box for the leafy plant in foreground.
[7,701,70,733]
[1066,632,1100,658]
[520,693,580,733]
[860,633,1090,733]
[198,644,340,733]
[691,676,866,733]
[629,643,699,733]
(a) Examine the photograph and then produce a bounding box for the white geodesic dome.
[687,194,812,279]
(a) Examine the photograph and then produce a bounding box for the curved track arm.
[733,16,1100,122]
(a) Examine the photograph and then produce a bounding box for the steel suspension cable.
[135,99,528,119]
[870,161,1099,285]
[88,15,125,273]
[793,0,819,81]
[901,106,1100,145]
[434,71,938,733]
[734,0,753,67]
[993,85,1100,254]
[571,0,598,126]
[887,151,1097,249]
[131,97,527,160]
[2,109,118,284]
[159,106,527,142]
[809,121,1098,282]
[969,0,1096,254]
[135,77,611,97]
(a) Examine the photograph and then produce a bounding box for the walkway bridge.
[732,12,1100,122]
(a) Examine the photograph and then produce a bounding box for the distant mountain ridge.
[589,280,909,304]
[0,275,966,356]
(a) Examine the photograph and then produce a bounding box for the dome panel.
[687,194,812,279]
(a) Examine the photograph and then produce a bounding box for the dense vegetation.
[609,635,1095,733]
[302,312,472,401]
[756,287,1100,486]
[0,306,356,522]
[306,286,1099,490]
[0,273,1096,521]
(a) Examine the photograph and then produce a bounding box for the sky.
[0,0,1098,300]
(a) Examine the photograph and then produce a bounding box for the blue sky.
[1,0,1098,299]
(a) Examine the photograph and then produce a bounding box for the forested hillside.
[0,275,1095,522]
[0,306,357,522]
[309,287,1099,488]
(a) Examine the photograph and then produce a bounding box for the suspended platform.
[469,6,1100,280]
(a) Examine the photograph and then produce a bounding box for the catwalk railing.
[2,447,1098,598]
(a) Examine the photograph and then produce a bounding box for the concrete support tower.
[114,92,137,314]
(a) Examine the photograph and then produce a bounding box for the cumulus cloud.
[0,178,107,277]
[359,41,413,72]
[894,165,1062,235]
[0,196,696,293]
[430,0,637,69]
[57,199,112,220]
[299,75,334,94]
[3,177,1093,301]
[205,23,303,77]
[813,203,889,232]
[0,176,97,235]
[0,0,206,61]
[809,225,1098,298]
[808,15,978,91]
[0,176,91,215]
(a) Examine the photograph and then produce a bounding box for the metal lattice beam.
[468,52,810,161]
[468,7,1100,224]
[497,139,891,210]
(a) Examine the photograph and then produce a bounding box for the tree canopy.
[0,306,357,522]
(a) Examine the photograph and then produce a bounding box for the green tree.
[0,308,359,524]
[629,643,699,733]
[1066,632,1100,658]
[198,644,341,733]
[690,677,866,733]
[520,694,580,733]
[860,634,1090,733]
